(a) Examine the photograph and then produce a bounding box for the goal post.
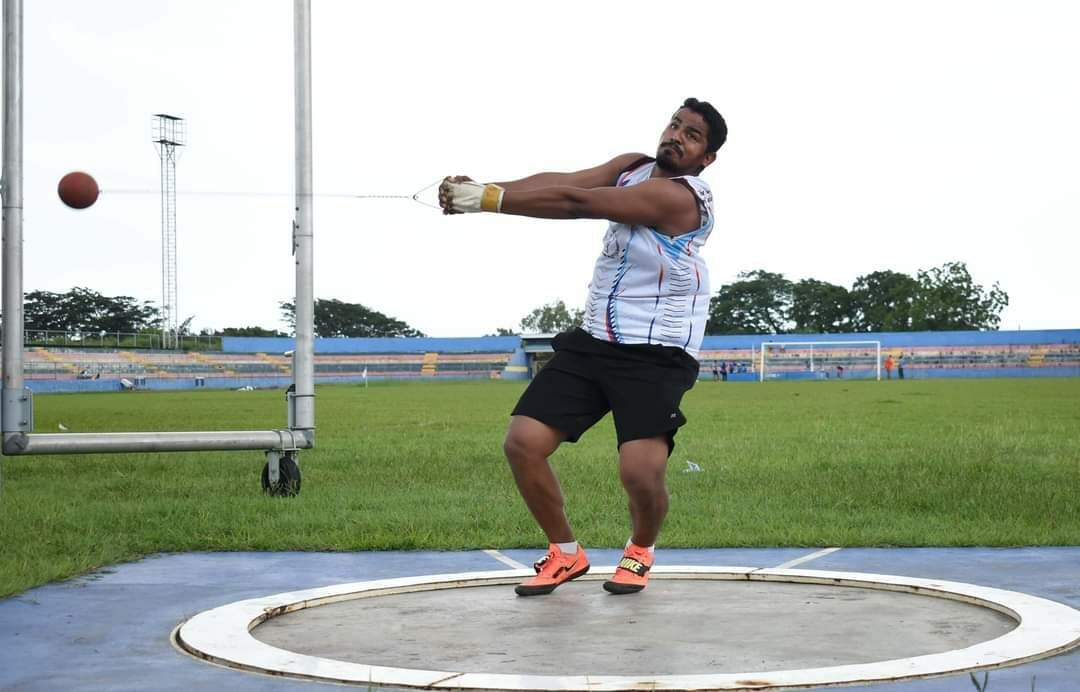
[759,340,882,381]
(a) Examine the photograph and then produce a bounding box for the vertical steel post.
[292,0,315,431]
[2,0,29,437]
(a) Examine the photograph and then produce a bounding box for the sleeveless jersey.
[582,160,714,358]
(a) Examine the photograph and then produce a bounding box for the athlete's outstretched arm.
[500,179,700,237]
[438,153,648,213]
[492,153,650,191]
[441,175,700,237]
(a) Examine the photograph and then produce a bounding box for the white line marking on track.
[774,547,842,569]
[483,549,527,570]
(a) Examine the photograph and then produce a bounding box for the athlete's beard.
[656,147,681,172]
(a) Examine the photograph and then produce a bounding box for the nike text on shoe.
[515,545,590,596]
[603,544,653,594]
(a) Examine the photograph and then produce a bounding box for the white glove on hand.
[442,179,505,213]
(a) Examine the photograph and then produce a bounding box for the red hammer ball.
[57,171,99,209]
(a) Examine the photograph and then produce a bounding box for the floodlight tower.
[152,114,184,349]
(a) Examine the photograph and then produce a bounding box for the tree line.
[8,261,1007,341]
[505,261,1008,336]
[21,288,161,334]
[707,261,1008,334]
[9,288,426,339]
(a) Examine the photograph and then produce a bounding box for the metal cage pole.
[1,0,30,439]
[291,0,315,432]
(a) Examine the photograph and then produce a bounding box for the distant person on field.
[719,362,728,381]
[441,98,726,597]
[897,353,905,379]
[712,364,720,381]
[884,355,894,380]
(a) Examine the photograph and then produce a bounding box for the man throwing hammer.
[440,98,726,596]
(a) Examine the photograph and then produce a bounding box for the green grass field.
[1,377,1078,597]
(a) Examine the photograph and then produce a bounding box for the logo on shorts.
[670,413,677,419]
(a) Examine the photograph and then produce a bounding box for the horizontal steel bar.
[3,429,314,456]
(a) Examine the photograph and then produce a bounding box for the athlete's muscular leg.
[618,436,670,547]
[503,415,574,543]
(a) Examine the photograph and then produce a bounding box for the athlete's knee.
[618,438,669,493]
[620,464,666,496]
[503,416,561,462]
[502,430,530,462]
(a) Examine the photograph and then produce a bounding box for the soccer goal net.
[758,341,881,381]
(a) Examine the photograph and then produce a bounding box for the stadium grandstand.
[697,329,1080,381]
[13,335,529,392]
[5,329,1079,392]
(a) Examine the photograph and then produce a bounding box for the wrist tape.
[448,181,504,213]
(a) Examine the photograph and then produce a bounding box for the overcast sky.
[8,0,1079,336]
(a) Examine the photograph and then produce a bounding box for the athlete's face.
[655,108,716,174]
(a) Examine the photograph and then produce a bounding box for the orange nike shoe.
[515,545,590,596]
[603,544,653,594]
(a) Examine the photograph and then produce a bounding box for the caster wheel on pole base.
[262,452,301,497]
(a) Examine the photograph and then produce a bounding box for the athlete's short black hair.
[682,98,727,153]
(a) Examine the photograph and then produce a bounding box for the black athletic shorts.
[511,329,700,455]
